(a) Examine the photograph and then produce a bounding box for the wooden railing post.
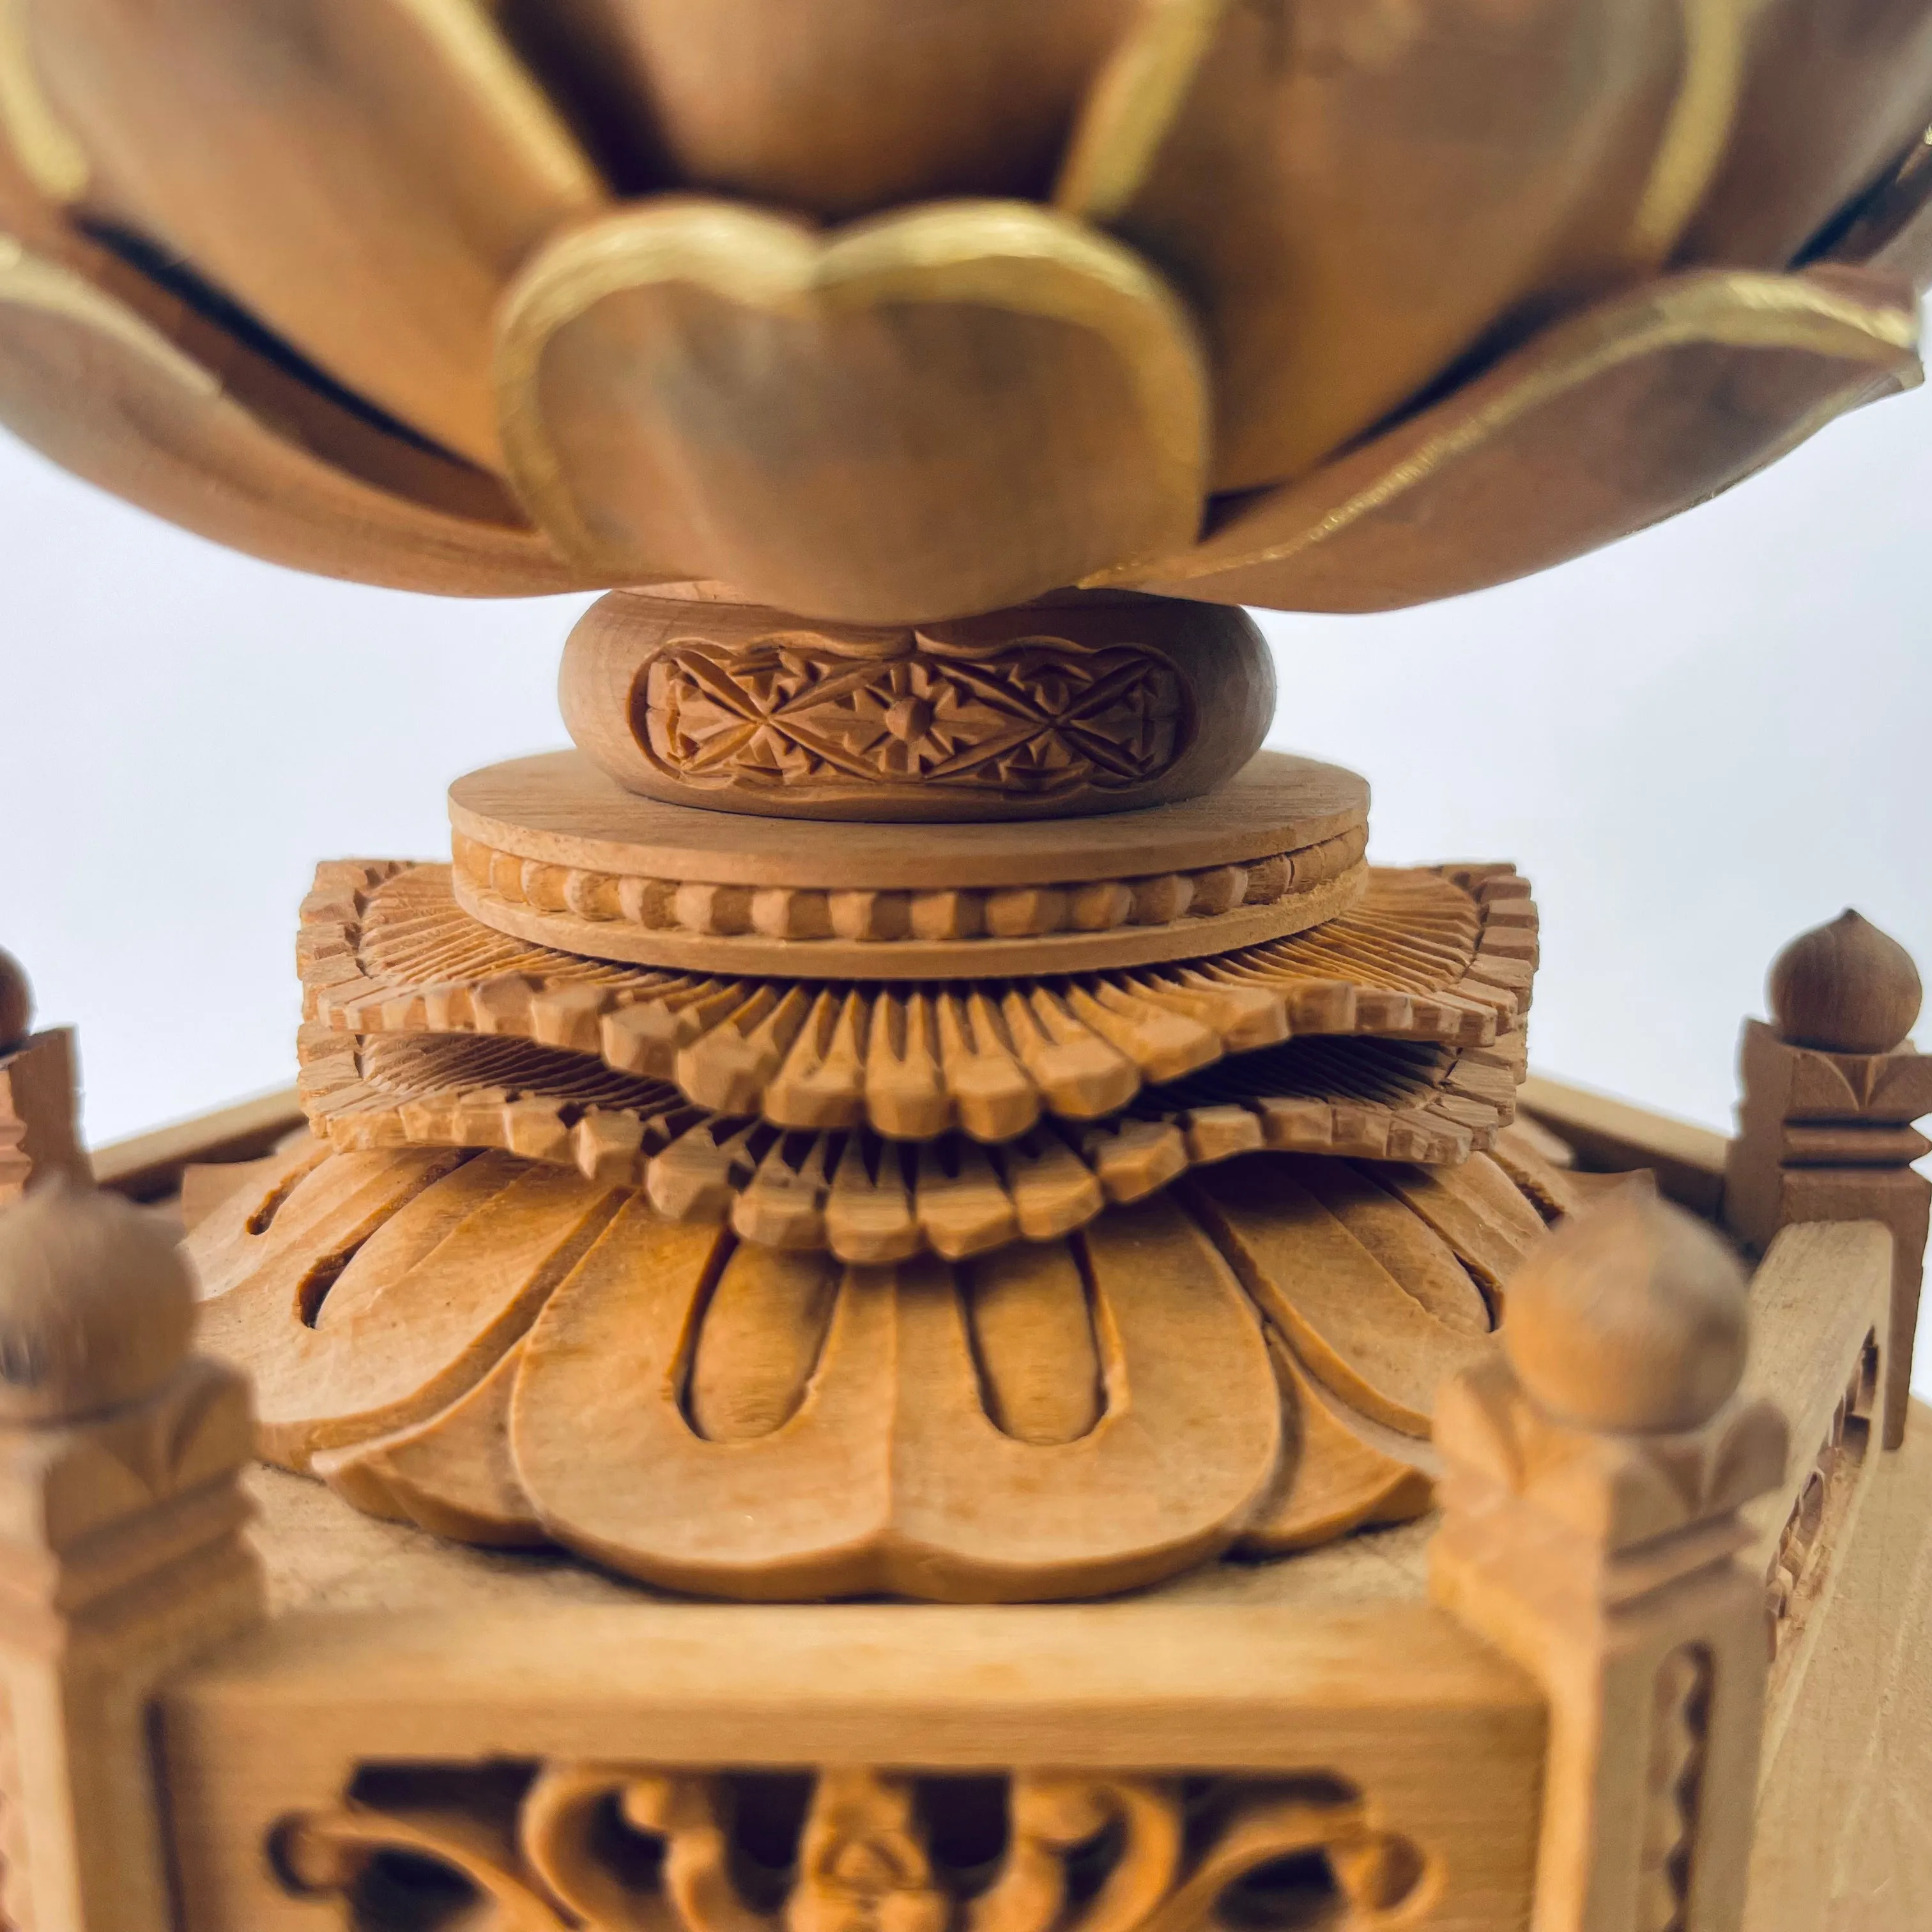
[1431,1186,1788,1932]
[1723,909,1931,1446]
[0,1181,264,1932]
[0,947,89,1206]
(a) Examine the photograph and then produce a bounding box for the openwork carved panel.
[1766,1333,1879,1673]
[274,1763,1436,1932]
[636,632,1193,802]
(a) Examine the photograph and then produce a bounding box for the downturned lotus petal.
[536,0,1138,214]
[1059,0,1718,493]
[1826,135,1932,291]
[1685,0,1932,268]
[17,0,606,470]
[0,234,593,595]
[1113,266,1922,614]
[498,198,1209,625]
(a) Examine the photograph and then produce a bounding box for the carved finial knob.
[0,1180,195,1423]
[1503,1186,1749,1434]
[1768,908,1921,1054]
[0,945,30,1051]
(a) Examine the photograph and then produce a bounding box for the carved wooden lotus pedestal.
[5,601,1929,1932]
[186,581,1565,1606]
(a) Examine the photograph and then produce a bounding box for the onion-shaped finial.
[1768,909,1922,1055]
[0,946,31,1051]
[0,1180,195,1424]
[1503,1185,1749,1435]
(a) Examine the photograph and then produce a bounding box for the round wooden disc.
[451,749,1367,887]
[448,749,1370,977]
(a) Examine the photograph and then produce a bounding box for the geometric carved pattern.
[188,1136,1570,1594]
[636,629,1190,800]
[294,1024,1526,1262]
[275,1764,1430,1932]
[300,862,1537,1140]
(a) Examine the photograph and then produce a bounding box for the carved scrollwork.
[635,632,1193,803]
[275,1765,1428,1932]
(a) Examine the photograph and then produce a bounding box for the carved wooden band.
[447,747,1370,976]
[452,824,1368,976]
[560,588,1277,822]
[295,1024,1528,1262]
[300,861,1538,1144]
[190,1139,1571,1594]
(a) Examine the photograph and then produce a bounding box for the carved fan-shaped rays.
[187,1133,1580,1598]
[295,1019,1524,1264]
[300,861,1535,1141]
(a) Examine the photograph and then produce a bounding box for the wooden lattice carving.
[274,1763,1432,1932]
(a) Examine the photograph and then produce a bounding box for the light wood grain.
[560,586,1275,822]
[0,1184,263,1932]
[496,198,1208,622]
[1683,0,1932,270]
[543,0,1137,215]
[1746,1399,1932,1932]
[1518,1073,1730,1216]
[0,235,592,595]
[452,748,1366,891]
[93,1086,304,1204]
[1060,0,1698,491]
[303,860,1531,1139]
[1116,266,1922,615]
[22,0,606,468]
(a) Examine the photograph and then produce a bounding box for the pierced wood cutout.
[187,1138,1569,1597]
[275,1763,1430,1932]
[300,861,1536,1141]
[1765,1334,1878,1681]
[293,1022,1525,1262]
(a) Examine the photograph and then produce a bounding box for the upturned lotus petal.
[0,231,589,595]
[1058,0,1717,492]
[1683,0,1932,268]
[15,0,606,470]
[0,1,1923,618]
[537,0,1140,215]
[1115,266,1922,613]
[497,199,1209,623]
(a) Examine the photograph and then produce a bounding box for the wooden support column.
[0,1183,264,1932]
[1432,1186,1788,1932]
[1724,910,1931,1446]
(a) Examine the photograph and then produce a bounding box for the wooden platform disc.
[302,861,1537,1142]
[186,1131,1575,1600]
[293,1023,1528,1264]
[447,748,1370,977]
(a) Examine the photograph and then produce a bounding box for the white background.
[3,376,1929,1395]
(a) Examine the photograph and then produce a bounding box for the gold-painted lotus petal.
[0,234,591,595]
[1114,266,1922,614]
[17,0,605,468]
[1685,0,1932,268]
[1059,0,1712,492]
[497,197,1208,624]
[1823,132,1932,293]
[540,0,1138,215]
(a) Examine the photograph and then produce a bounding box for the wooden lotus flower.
[185,1131,1587,1602]
[0,1,1926,621]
